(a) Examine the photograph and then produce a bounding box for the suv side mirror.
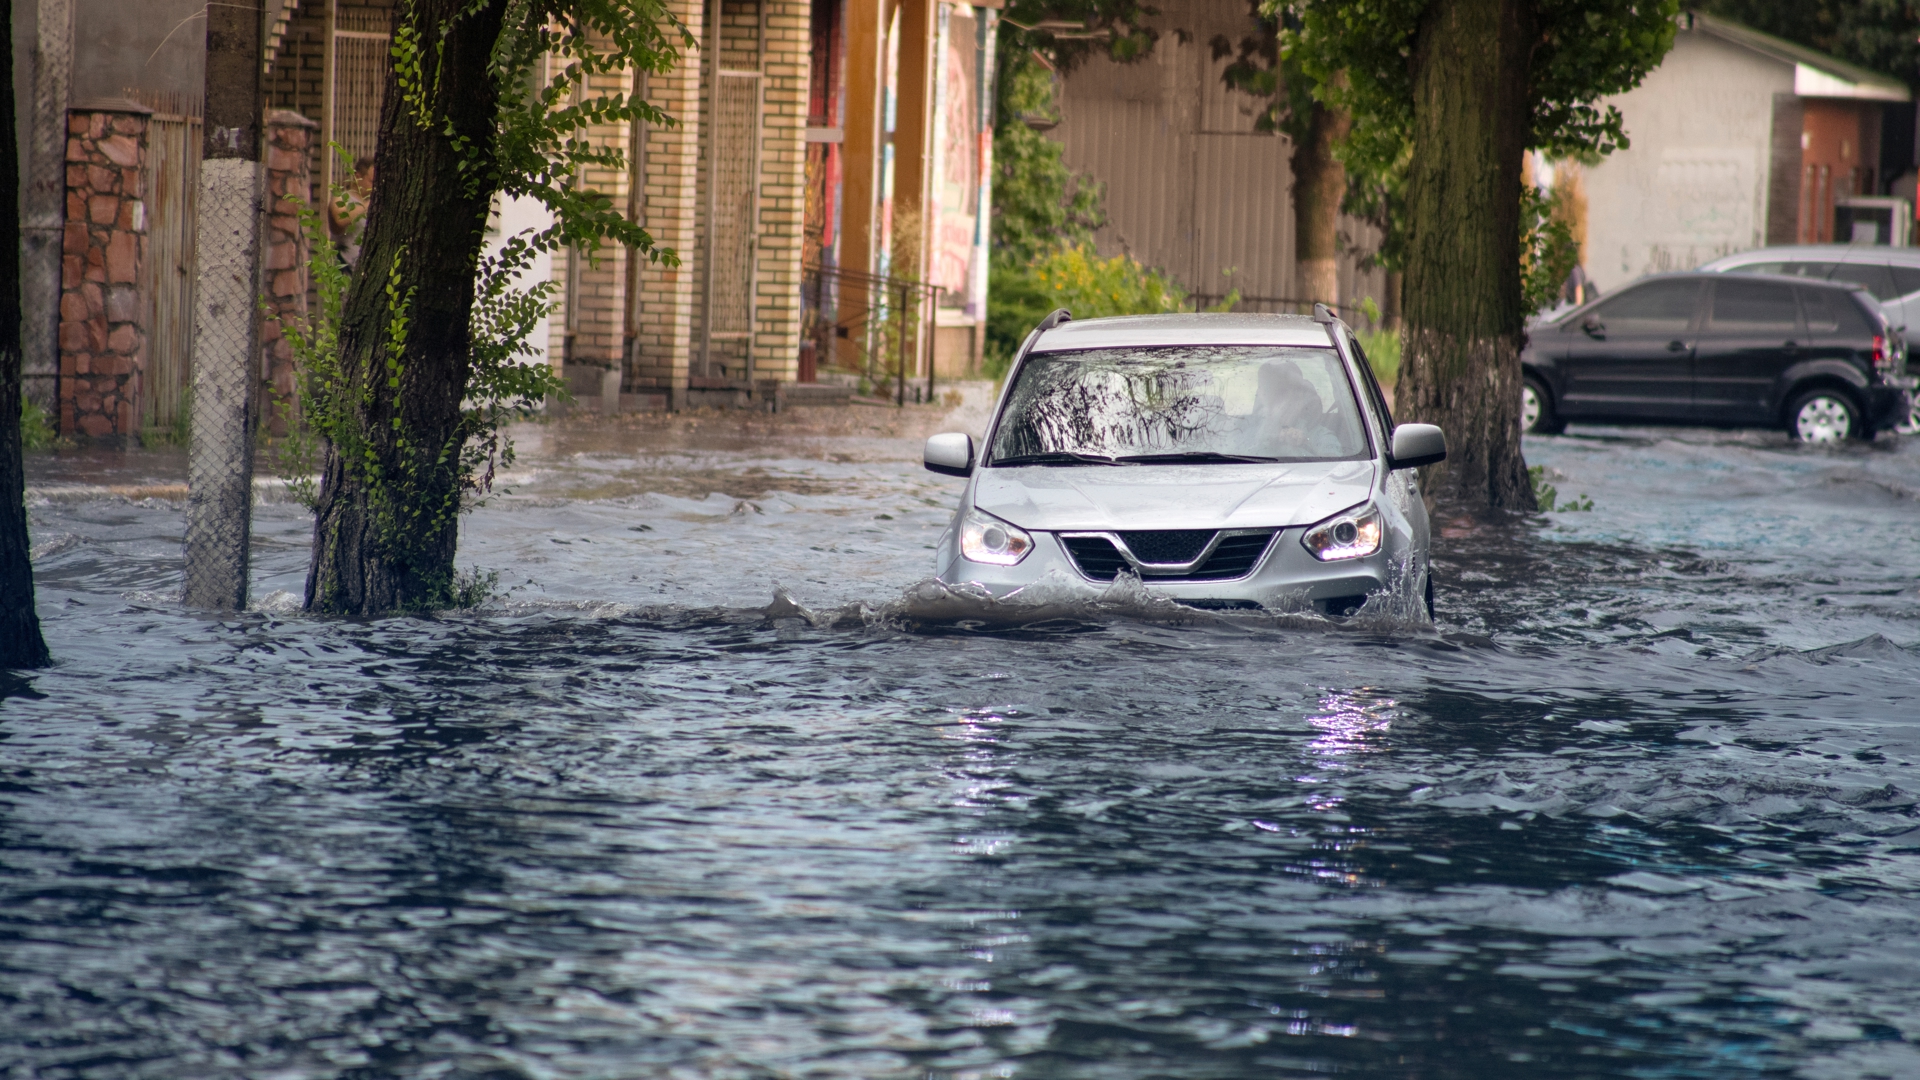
[1389,423,1446,470]
[1581,315,1604,337]
[924,432,975,477]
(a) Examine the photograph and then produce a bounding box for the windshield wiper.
[1117,451,1280,465]
[992,451,1129,467]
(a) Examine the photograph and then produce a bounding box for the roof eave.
[1690,11,1911,103]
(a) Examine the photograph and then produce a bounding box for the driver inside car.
[1240,360,1343,457]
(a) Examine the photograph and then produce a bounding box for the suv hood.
[972,461,1377,532]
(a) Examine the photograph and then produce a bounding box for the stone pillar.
[58,100,150,442]
[626,0,705,410]
[260,110,316,434]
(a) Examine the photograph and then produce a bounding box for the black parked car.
[1521,272,1912,443]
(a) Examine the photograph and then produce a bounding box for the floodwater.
[7,392,1920,1079]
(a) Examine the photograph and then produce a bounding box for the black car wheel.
[1787,389,1861,444]
[1522,376,1565,435]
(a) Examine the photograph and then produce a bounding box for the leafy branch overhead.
[1272,0,1678,186]
[393,0,694,264]
[999,0,1161,69]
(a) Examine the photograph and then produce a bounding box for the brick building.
[19,0,997,438]
[269,0,999,412]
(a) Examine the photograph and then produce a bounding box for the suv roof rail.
[1312,302,1337,324]
[1036,308,1073,332]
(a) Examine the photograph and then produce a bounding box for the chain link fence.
[183,159,264,610]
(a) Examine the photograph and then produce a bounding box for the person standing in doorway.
[328,157,375,272]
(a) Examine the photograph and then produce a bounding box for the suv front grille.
[1118,529,1214,564]
[1061,535,1131,581]
[1182,531,1275,579]
[1061,529,1278,582]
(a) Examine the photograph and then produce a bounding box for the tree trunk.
[1395,0,1537,512]
[304,0,507,614]
[1291,94,1350,308]
[0,0,51,668]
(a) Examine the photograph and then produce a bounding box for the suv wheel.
[1787,389,1860,444]
[1522,376,1566,435]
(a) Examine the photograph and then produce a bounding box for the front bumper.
[937,526,1405,614]
[1875,377,1918,431]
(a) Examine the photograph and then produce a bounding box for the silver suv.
[922,311,1443,618]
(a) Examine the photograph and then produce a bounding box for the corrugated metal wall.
[1051,0,1385,321]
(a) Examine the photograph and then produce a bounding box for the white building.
[1581,12,1910,293]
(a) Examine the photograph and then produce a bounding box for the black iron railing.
[801,262,945,406]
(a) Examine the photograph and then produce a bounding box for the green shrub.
[20,398,55,451]
[986,245,1208,376]
[1528,464,1593,512]
[991,53,1102,264]
[1353,326,1400,388]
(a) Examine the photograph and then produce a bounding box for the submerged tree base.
[1398,326,1536,512]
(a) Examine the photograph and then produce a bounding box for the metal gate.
[699,69,763,376]
[140,111,202,434]
[323,4,392,195]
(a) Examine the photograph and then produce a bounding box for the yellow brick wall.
[752,0,808,382]
[549,63,636,371]
[604,0,810,393]
[626,0,707,397]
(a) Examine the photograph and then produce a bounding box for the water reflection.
[1305,688,1397,761]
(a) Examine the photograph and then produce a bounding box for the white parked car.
[1698,245,1920,351]
[923,310,1443,618]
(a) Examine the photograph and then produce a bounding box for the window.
[1799,287,1876,336]
[1346,333,1394,447]
[1589,280,1699,334]
[1709,279,1798,333]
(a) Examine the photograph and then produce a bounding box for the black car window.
[1799,286,1876,336]
[1708,279,1798,333]
[1589,280,1698,333]
[1889,265,1920,298]
[1346,333,1393,446]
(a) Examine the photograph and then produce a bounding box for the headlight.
[960,510,1033,566]
[1301,502,1383,561]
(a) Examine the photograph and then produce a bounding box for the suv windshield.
[990,345,1369,465]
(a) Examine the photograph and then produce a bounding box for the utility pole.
[183,0,265,610]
